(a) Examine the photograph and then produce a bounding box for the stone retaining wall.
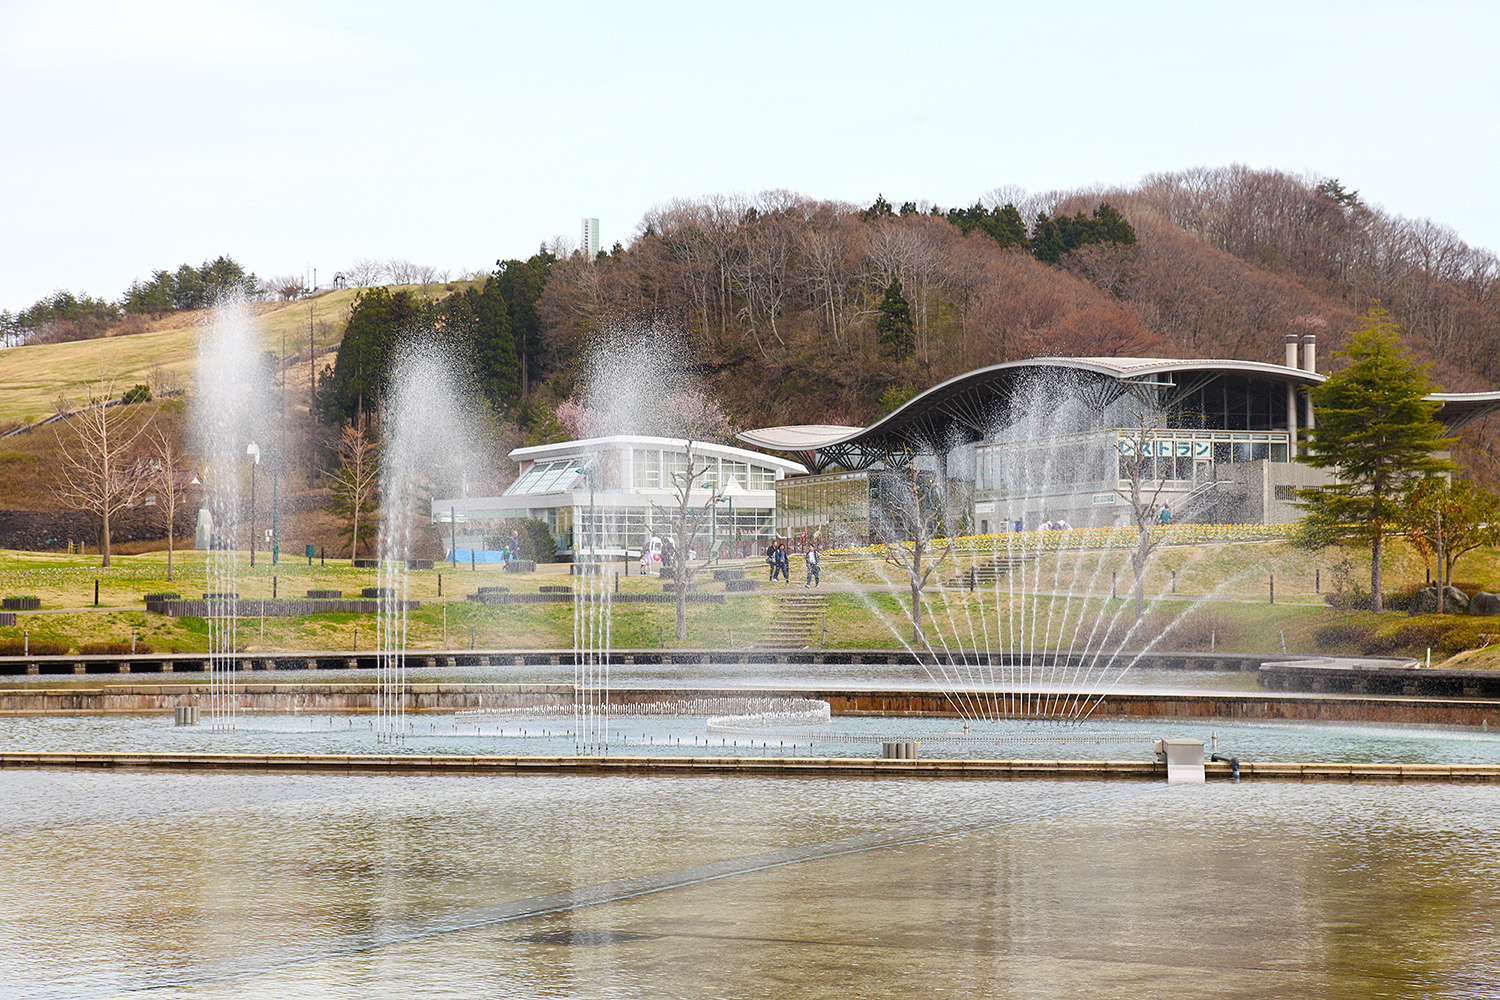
[2,681,1498,729]
[156,598,419,617]
[0,648,1344,677]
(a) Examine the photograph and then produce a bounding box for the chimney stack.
[1302,332,1317,373]
[1285,331,1299,369]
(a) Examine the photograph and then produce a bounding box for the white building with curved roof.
[742,337,1500,538]
[432,436,806,560]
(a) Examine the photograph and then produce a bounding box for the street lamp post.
[271,449,280,565]
[716,477,747,562]
[246,442,260,566]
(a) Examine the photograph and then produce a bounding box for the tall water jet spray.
[192,294,276,730]
[374,344,475,742]
[565,320,729,753]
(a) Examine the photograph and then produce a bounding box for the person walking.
[804,547,820,587]
[775,541,789,583]
[766,541,777,581]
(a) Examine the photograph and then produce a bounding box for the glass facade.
[776,472,874,546]
[1167,377,1289,431]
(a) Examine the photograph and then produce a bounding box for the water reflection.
[3,772,1500,998]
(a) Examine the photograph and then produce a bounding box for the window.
[510,459,585,494]
[722,460,749,490]
[633,450,661,488]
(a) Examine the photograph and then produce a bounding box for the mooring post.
[1111,571,1116,600]
[437,573,442,597]
[93,579,99,606]
[1171,570,1176,594]
[272,576,277,599]
[1315,568,1320,593]
[1269,572,1275,604]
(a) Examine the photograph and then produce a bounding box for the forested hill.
[500,166,1497,476]
[13,164,1497,489]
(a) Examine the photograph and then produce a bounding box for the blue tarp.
[445,549,511,564]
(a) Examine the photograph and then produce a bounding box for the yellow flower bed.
[825,523,1296,558]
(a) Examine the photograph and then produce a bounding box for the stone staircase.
[755,592,827,649]
[944,555,1034,588]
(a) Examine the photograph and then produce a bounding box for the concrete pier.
[3,681,1498,728]
[0,751,1495,784]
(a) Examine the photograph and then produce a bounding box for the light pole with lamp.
[246,442,259,566]
[713,476,746,563]
[271,447,279,565]
[247,442,282,566]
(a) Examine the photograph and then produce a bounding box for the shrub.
[1313,619,1377,652]
[121,383,153,404]
[1437,622,1493,657]
[1385,620,1448,651]
[79,641,154,655]
[1382,584,1427,613]
[0,638,70,655]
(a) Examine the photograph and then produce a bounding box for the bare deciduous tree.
[52,383,154,567]
[327,422,380,558]
[266,275,308,302]
[146,426,190,581]
[1115,409,1173,620]
[384,258,422,285]
[345,259,385,287]
[652,442,724,641]
[873,462,959,644]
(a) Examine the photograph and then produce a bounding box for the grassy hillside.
[0,284,443,427]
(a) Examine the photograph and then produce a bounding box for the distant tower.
[581,218,601,258]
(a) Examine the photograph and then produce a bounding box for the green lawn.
[0,539,1497,662]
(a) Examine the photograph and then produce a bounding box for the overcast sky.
[2,0,1497,311]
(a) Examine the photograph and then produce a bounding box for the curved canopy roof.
[740,356,1500,472]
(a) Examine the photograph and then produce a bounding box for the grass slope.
[0,283,464,427]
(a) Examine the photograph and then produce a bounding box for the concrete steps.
[756,593,827,649]
[945,555,1034,588]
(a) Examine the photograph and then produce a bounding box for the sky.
[2,0,1498,311]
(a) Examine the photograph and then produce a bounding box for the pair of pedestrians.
[766,541,789,582]
[767,540,821,586]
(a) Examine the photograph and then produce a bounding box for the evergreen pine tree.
[876,277,915,361]
[1294,309,1454,612]
[1029,213,1066,264]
